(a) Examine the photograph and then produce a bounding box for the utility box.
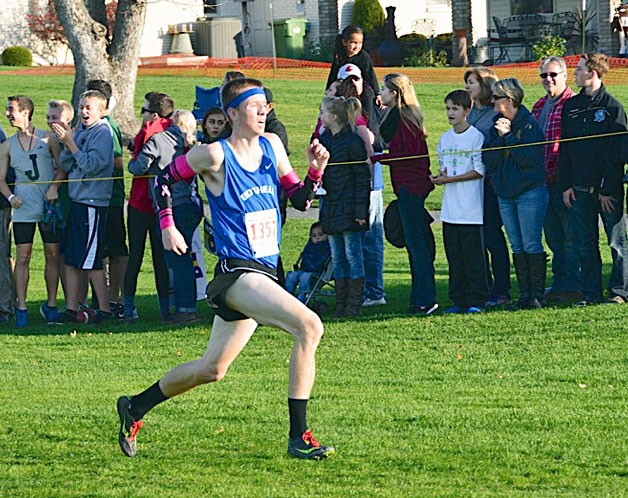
[272,18,307,59]
[195,17,242,58]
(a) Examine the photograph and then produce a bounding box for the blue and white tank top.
[206,136,281,269]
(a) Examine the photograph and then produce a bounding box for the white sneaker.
[362,297,387,307]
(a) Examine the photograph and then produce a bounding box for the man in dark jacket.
[559,53,628,305]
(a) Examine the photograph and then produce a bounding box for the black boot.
[333,278,349,317]
[526,252,547,309]
[344,278,365,317]
[512,253,530,309]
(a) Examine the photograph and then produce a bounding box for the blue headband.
[224,87,266,112]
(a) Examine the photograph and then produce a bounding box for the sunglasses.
[492,95,509,101]
[540,71,563,79]
[140,107,154,114]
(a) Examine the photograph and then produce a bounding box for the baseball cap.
[338,63,362,80]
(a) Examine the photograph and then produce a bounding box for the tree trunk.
[52,0,147,138]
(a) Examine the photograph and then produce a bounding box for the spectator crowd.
[0,27,627,327]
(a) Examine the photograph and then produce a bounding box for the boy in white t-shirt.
[432,90,489,313]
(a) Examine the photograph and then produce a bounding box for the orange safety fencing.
[6,55,628,86]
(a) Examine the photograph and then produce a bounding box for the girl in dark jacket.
[318,96,371,317]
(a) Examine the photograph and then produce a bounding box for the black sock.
[129,381,169,421]
[288,398,308,439]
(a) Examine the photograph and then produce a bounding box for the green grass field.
[0,71,627,497]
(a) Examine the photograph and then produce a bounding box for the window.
[511,0,553,15]
[203,0,217,15]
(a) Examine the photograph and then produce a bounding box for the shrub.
[532,35,567,60]
[2,46,33,66]
[404,48,449,67]
[352,0,385,35]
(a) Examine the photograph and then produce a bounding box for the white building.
[0,0,453,64]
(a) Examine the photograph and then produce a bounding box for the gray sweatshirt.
[128,124,201,209]
[59,119,113,207]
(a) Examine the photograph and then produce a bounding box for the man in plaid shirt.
[531,56,578,304]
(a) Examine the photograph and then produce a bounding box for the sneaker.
[165,312,199,325]
[485,294,510,307]
[444,305,465,314]
[117,396,144,457]
[362,297,387,307]
[465,306,484,314]
[605,294,627,304]
[92,310,115,324]
[0,312,9,323]
[408,303,439,316]
[60,309,90,324]
[287,429,335,460]
[109,301,125,320]
[575,299,598,307]
[79,303,96,321]
[15,309,28,328]
[40,303,62,325]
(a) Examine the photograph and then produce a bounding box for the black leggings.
[123,205,169,299]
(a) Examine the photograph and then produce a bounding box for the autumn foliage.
[27,0,118,46]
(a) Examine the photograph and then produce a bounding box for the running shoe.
[287,429,335,460]
[465,306,484,314]
[92,310,115,324]
[362,297,387,307]
[407,303,439,316]
[40,303,62,325]
[15,309,28,328]
[60,309,90,323]
[117,396,144,457]
[109,301,125,320]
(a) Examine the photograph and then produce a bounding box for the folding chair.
[192,85,221,120]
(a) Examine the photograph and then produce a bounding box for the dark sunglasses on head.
[540,72,562,79]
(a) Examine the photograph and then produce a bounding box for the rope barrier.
[3,129,627,187]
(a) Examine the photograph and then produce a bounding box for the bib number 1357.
[245,209,279,258]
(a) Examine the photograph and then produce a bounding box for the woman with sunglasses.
[464,67,512,308]
[482,78,548,310]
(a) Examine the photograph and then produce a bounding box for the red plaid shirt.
[531,86,575,186]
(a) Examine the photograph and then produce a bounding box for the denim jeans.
[544,183,580,291]
[163,202,202,313]
[498,185,548,255]
[600,188,628,298]
[564,190,603,301]
[362,189,385,300]
[328,231,364,280]
[397,186,436,307]
[284,270,314,301]
[483,178,511,297]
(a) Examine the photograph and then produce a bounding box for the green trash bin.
[272,18,307,59]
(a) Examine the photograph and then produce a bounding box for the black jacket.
[318,126,370,235]
[558,85,627,195]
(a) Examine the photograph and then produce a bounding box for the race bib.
[622,17,628,27]
[245,209,279,258]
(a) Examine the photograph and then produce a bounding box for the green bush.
[2,46,33,66]
[352,0,385,35]
[404,48,449,67]
[532,35,567,60]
